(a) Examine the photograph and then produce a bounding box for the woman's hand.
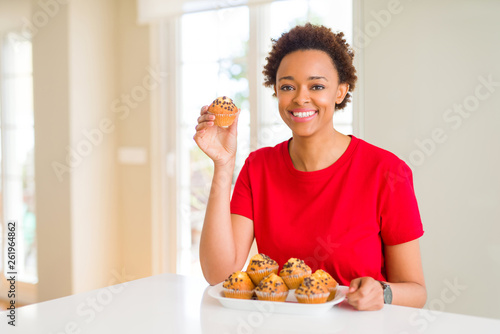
[193,105,239,167]
[346,277,384,311]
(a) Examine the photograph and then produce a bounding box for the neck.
[289,129,351,172]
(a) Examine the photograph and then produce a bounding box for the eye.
[280,85,294,91]
[311,85,325,90]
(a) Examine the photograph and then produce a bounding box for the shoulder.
[353,136,408,169]
[351,136,413,181]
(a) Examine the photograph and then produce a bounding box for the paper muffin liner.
[255,290,289,302]
[295,292,330,304]
[247,266,279,286]
[208,112,237,128]
[280,273,310,290]
[222,287,254,300]
[327,286,338,301]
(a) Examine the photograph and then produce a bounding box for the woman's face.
[275,49,348,138]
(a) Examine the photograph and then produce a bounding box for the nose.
[292,86,310,105]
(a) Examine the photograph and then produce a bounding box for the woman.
[194,23,426,311]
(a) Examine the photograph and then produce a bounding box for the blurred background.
[0,0,499,320]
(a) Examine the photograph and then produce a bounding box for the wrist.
[211,160,235,193]
[377,281,393,304]
[214,157,235,170]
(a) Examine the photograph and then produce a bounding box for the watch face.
[384,284,393,304]
[378,281,393,304]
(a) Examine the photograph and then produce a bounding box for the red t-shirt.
[230,135,424,286]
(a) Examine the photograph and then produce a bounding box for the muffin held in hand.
[207,96,238,127]
[295,276,330,304]
[254,273,289,302]
[246,253,279,285]
[279,258,312,289]
[222,271,255,299]
[311,269,339,301]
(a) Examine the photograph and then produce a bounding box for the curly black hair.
[263,23,357,110]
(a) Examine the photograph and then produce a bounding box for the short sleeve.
[230,155,254,221]
[379,160,424,245]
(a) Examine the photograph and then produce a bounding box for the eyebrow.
[278,76,328,82]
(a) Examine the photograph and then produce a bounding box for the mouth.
[288,109,318,122]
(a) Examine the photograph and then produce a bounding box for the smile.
[288,109,318,122]
[291,111,316,118]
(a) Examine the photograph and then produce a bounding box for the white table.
[1,273,499,333]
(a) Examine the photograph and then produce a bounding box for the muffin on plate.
[295,276,330,304]
[311,269,339,301]
[246,253,279,285]
[254,273,289,302]
[222,271,255,299]
[207,96,238,127]
[279,257,312,289]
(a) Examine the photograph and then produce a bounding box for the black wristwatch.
[378,281,393,304]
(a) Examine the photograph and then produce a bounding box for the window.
[176,0,353,275]
[178,6,251,276]
[0,33,37,285]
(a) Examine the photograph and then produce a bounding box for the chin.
[291,127,316,138]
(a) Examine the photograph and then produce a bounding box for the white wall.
[359,0,500,319]
[68,0,120,294]
[33,0,122,300]
[116,0,154,281]
[0,0,156,304]
[30,0,155,301]
[0,0,30,31]
[32,0,73,302]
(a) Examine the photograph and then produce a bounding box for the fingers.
[200,105,209,115]
[195,107,215,132]
[346,277,384,311]
[195,106,241,138]
[348,277,362,293]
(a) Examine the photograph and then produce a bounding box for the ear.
[335,83,349,104]
[273,85,278,97]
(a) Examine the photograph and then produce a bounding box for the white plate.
[207,283,347,315]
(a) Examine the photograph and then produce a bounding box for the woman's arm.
[194,106,254,285]
[198,162,254,284]
[384,239,427,307]
[346,239,426,310]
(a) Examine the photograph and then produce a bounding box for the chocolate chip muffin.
[295,276,330,304]
[311,269,338,301]
[279,258,312,289]
[222,271,255,299]
[207,96,238,127]
[254,273,289,302]
[246,253,279,285]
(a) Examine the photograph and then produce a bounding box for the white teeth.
[292,111,316,118]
